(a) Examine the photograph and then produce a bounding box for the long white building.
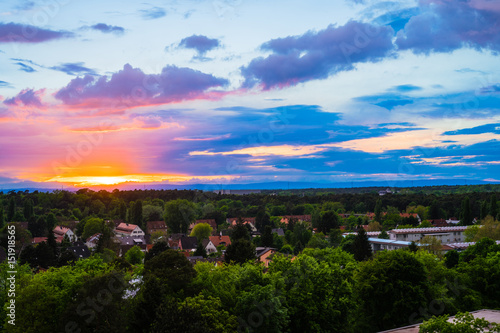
[388,226,468,244]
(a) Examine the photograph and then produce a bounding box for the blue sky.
[0,0,499,188]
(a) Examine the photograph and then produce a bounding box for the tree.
[378,230,389,239]
[460,196,473,225]
[144,249,197,295]
[46,213,57,231]
[142,204,164,223]
[353,227,372,261]
[145,240,169,262]
[261,225,274,247]
[374,198,383,222]
[490,194,498,219]
[131,200,143,227]
[0,206,4,229]
[317,210,340,233]
[230,219,250,241]
[82,217,105,240]
[428,200,442,219]
[419,311,500,333]
[255,209,271,231]
[224,239,256,264]
[190,223,213,241]
[480,200,489,220]
[194,242,208,258]
[23,199,34,220]
[419,235,443,257]
[164,199,196,234]
[355,250,431,331]
[7,196,16,222]
[444,249,459,268]
[125,245,145,265]
[306,232,329,249]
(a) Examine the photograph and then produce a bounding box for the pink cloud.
[54,63,229,108]
[4,88,45,107]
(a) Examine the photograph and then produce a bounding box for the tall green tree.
[374,198,383,222]
[255,209,271,231]
[164,199,196,234]
[0,206,4,229]
[460,196,473,225]
[7,196,16,222]
[190,223,213,241]
[355,250,431,331]
[131,200,143,227]
[224,239,255,264]
[490,195,498,219]
[353,227,372,261]
[125,245,145,265]
[317,210,340,233]
[23,199,34,220]
[261,225,274,247]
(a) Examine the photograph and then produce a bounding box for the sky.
[1,0,500,189]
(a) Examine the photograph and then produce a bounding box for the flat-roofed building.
[388,226,468,244]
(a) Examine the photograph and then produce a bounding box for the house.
[446,217,460,225]
[60,221,79,230]
[428,219,448,227]
[388,226,468,244]
[280,215,312,224]
[201,239,217,254]
[53,226,76,242]
[168,239,180,250]
[117,236,146,246]
[189,219,217,235]
[255,247,276,267]
[368,238,417,252]
[86,233,101,249]
[115,223,145,237]
[146,221,167,235]
[179,236,198,251]
[32,237,48,244]
[227,217,257,231]
[209,235,231,248]
[67,242,91,260]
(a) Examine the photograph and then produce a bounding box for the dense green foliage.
[1,188,500,332]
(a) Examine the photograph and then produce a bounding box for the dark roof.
[68,244,91,259]
[117,236,146,246]
[180,236,198,250]
[146,221,167,230]
[255,247,276,257]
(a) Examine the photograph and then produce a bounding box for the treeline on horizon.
[0,185,499,225]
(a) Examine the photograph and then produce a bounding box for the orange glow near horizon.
[44,173,238,187]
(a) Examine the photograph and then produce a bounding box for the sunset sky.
[1,0,500,189]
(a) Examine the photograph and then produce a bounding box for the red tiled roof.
[390,226,468,234]
[228,217,256,225]
[53,226,71,236]
[280,215,312,223]
[209,235,231,247]
[32,237,48,244]
[116,223,138,232]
